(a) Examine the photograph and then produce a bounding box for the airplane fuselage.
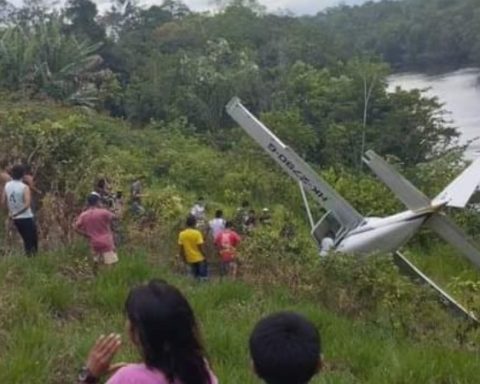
[336,209,433,254]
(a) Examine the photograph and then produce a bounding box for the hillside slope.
[0,248,480,383]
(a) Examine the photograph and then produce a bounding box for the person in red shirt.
[74,193,118,271]
[214,221,241,278]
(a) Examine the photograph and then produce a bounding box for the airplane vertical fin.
[363,150,430,210]
[226,97,364,229]
[432,157,480,208]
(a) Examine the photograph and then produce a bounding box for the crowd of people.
[0,163,274,279]
[79,279,323,384]
[1,166,323,384]
[178,198,274,280]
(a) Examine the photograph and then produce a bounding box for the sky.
[8,0,368,16]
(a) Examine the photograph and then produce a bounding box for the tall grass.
[0,248,480,383]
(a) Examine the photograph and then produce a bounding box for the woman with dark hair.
[78,280,217,384]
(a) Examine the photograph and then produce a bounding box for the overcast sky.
[8,0,368,16]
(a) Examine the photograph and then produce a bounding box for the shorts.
[190,260,208,280]
[93,251,119,265]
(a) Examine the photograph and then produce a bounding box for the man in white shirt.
[2,164,38,256]
[191,197,206,219]
[209,210,226,239]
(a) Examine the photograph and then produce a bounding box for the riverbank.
[389,68,480,159]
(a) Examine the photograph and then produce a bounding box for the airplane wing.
[226,97,364,230]
[432,156,480,208]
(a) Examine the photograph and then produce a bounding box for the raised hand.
[86,333,122,379]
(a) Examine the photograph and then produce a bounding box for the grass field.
[0,245,479,384]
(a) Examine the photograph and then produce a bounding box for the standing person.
[114,191,124,217]
[0,164,14,248]
[1,165,38,256]
[214,221,241,278]
[23,166,42,195]
[78,280,218,384]
[0,166,11,186]
[130,177,145,215]
[245,209,257,233]
[74,193,118,270]
[234,200,249,233]
[190,197,206,220]
[208,209,226,240]
[178,215,208,281]
[259,208,272,226]
[23,165,42,215]
[95,178,114,209]
[190,197,206,230]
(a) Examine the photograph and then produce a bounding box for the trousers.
[14,218,38,256]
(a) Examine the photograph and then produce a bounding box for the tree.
[344,58,389,169]
[64,0,105,42]
[0,15,106,106]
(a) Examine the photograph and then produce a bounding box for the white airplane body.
[338,210,428,254]
[226,97,480,321]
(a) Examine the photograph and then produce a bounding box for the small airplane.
[226,97,480,322]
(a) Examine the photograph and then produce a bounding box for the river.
[388,68,480,159]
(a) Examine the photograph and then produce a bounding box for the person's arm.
[11,186,31,219]
[1,187,6,211]
[78,334,122,384]
[197,232,206,258]
[74,216,88,238]
[178,234,187,263]
[24,175,42,194]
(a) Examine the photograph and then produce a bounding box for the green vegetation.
[0,0,464,168]
[1,248,480,384]
[320,0,480,71]
[1,0,480,382]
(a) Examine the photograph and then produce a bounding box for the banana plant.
[0,15,105,106]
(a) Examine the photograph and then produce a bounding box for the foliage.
[319,0,480,71]
[0,105,104,195]
[0,0,464,169]
[1,250,480,383]
[0,15,109,106]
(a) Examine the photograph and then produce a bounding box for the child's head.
[125,279,211,384]
[249,312,322,384]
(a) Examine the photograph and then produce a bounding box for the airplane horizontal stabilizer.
[433,157,480,208]
[394,251,477,323]
[363,150,430,210]
[426,214,480,268]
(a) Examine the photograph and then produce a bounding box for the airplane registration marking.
[267,142,328,203]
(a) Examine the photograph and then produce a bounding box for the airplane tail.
[363,150,480,269]
[432,157,480,208]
